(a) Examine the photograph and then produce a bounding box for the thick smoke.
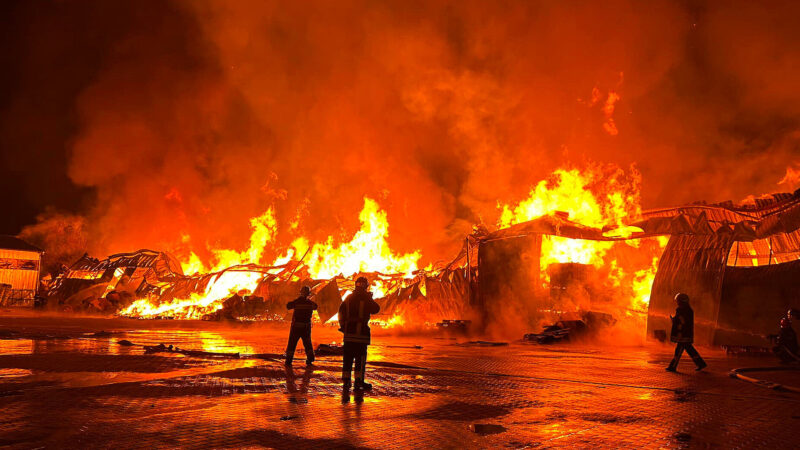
[18,210,88,277]
[9,0,800,264]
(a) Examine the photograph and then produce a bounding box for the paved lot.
[0,312,797,449]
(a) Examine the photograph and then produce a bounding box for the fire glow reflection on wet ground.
[0,313,797,448]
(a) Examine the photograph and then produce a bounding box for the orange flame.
[121,198,421,319]
[498,164,665,312]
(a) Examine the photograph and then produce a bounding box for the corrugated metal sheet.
[646,234,733,345]
[0,249,40,260]
[637,191,800,241]
[0,269,39,291]
[0,249,41,292]
[727,231,800,266]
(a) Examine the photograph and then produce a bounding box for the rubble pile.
[524,311,616,344]
[40,249,471,325]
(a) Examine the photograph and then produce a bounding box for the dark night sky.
[0,1,194,235]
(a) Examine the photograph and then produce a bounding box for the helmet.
[781,317,792,329]
[300,286,311,296]
[674,293,690,304]
[355,276,369,289]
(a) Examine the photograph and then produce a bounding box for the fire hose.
[729,366,800,394]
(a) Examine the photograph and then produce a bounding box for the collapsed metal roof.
[482,190,800,245]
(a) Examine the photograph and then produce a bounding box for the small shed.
[0,236,44,305]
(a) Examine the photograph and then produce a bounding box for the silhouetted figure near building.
[285,286,318,367]
[339,276,380,398]
[666,293,707,372]
[770,310,799,363]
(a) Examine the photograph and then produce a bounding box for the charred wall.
[477,234,542,328]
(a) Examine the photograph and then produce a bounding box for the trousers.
[669,342,704,368]
[342,342,368,383]
[285,323,314,364]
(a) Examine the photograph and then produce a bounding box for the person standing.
[285,286,318,367]
[339,276,381,392]
[666,293,707,372]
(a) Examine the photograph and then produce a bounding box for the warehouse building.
[0,236,43,306]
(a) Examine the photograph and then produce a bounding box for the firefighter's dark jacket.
[777,326,799,354]
[670,304,694,343]
[338,288,381,344]
[287,295,318,324]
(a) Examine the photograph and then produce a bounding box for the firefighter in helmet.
[285,285,318,366]
[771,309,799,363]
[666,293,707,372]
[339,276,381,394]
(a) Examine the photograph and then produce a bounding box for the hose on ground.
[729,366,800,394]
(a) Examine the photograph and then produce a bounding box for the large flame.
[122,163,665,322]
[121,198,420,319]
[498,164,666,312]
[286,198,421,297]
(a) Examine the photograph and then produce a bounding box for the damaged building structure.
[42,190,800,346]
[474,190,800,346]
[45,249,471,324]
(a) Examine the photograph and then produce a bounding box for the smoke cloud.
[6,0,800,264]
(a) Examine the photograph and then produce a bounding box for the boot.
[341,380,351,403]
[693,356,707,371]
[666,360,678,372]
[354,389,364,404]
[354,380,372,391]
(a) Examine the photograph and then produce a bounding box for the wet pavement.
[0,311,797,449]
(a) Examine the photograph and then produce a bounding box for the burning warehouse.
[474,189,800,345]
[4,0,800,446]
[39,185,800,350]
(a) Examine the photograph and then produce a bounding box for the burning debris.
[32,162,800,346]
[524,311,617,344]
[315,343,344,357]
[435,320,472,333]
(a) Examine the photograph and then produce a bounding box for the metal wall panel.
[0,269,39,290]
[0,249,41,292]
[646,235,733,345]
[0,249,40,260]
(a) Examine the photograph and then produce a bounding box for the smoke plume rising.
[5,0,800,265]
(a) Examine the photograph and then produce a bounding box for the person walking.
[666,293,707,372]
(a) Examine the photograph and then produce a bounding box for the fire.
[121,198,421,319]
[498,164,666,312]
[122,163,666,322]
[372,313,406,329]
[286,198,421,298]
[499,165,640,230]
